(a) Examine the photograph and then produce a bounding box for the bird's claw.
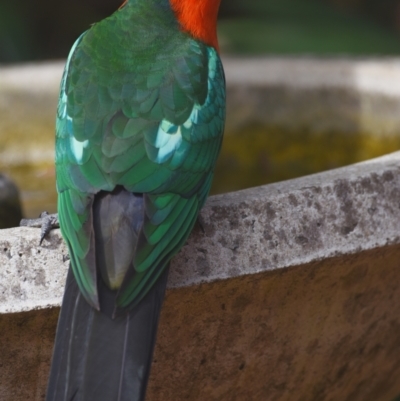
[20,212,60,245]
[39,212,60,245]
[197,213,206,234]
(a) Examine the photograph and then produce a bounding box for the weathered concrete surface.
[0,309,58,401]
[224,57,400,135]
[1,152,400,400]
[0,227,68,314]
[2,151,400,313]
[149,245,400,401]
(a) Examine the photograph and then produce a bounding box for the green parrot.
[45,0,225,400]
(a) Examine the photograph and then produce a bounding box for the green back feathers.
[56,1,225,309]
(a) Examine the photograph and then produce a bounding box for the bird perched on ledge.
[45,0,225,400]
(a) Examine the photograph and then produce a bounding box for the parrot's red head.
[119,0,221,51]
[169,0,221,51]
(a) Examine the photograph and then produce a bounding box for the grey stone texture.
[1,152,400,400]
[0,227,68,314]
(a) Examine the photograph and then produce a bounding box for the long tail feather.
[46,266,168,401]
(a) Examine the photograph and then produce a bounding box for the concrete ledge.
[2,152,400,313]
[1,152,400,400]
[0,228,68,314]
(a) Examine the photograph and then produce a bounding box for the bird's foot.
[20,212,59,245]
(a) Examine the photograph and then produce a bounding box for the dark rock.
[0,173,23,228]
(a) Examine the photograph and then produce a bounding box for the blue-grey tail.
[46,266,168,401]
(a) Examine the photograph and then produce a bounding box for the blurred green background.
[2,0,400,62]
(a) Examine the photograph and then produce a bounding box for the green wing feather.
[56,4,225,310]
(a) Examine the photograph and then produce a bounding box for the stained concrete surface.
[1,152,400,400]
[3,58,400,166]
[0,309,58,401]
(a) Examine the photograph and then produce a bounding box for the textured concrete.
[2,152,400,312]
[0,227,68,314]
[1,152,400,400]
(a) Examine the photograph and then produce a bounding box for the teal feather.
[55,1,226,310]
[48,3,225,399]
